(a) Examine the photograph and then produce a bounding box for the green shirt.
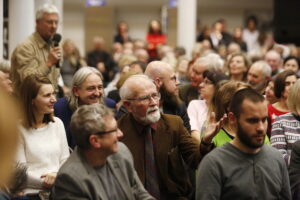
[213,128,270,147]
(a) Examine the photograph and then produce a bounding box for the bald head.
[265,50,282,74]
[145,61,179,95]
[145,61,173,80]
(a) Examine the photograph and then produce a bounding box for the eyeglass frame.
[126,92,161,104]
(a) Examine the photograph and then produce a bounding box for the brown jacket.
[118,113,203,199]
[11,32,59,95]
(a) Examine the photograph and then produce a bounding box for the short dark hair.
[274,70,297,98]
[20,75,54,128]
[229,88,265,118]
[283,56,300,68]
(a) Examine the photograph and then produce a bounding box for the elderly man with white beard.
[118,74,210,199]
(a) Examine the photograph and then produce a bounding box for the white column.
[177,0,197,59]
[0,0,3,60]
[9,0,35,58]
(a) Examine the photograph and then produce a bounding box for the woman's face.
[284,59,299,73]
[265,81,277,104]
[199,77,215,101]
[150,20,160,32]
[229,56,247,76]
[282,75,297,99]
[32,84,56,115]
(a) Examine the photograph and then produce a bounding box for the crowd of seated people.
[2,2,300,200]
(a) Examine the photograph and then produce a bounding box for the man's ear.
[123,100,132,112]
[154,77,162,89]
[89,135,101,148]
[228,112,237,126]
[73,85,79,97]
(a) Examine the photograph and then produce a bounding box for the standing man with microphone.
[11,4,62,96]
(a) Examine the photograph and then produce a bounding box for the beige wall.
[63,0,273,57]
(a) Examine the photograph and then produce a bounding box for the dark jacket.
[118,113,202,199]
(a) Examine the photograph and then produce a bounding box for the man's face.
[98,115,123,155]
[189,63,206,87]
[161,72,179,96]
[265,54,281,73]
[126,83,161,125]
[247,65,264,87]
[36,13,58,40]
[235,99,268,149]
[73,73,104,105]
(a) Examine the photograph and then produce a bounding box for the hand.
[47,47,61,68]
[41,172,57,189]
[202,113,227,144]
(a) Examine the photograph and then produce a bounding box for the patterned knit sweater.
[271,113,300,165]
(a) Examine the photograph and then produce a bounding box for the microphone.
[52,34,62,68]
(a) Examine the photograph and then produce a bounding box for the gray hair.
[36,4,59,20]
[0,60,11,73]
[68,66,103,111]
[119,74,154,100]
[70,104,113,149]
[253,60,272,78]
[194,53,224,72]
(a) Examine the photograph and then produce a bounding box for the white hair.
[36,4,59,20]
[194,53,224,72]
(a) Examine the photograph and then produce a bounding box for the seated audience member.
[53,104,154,200]
[196,88,291,200]
[0,60,13,94]
[0,164,27,199]
[118,74,218,199]
[0,88,20,189]
[17,75,69,198]
[265,78,278,105]
[271,79,300,165]
[232,27,247,52]
[61,39,86,90]
[54,66,115,149]
[242,15,260,56]
[283,56,300,75]
[209,81,269,147]
[264,50,283,76]
[179,53,224,106]
[247,60,272,94]
[268,70,297,135]
[86,36,116,86]
[289,140,300,200]
[188,70,228,141]
[144,61,191,131]
[226,52,250,82]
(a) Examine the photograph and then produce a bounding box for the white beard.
[140,106,161,124]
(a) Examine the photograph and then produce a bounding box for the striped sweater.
[271,112,300,165]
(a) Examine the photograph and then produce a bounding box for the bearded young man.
[196,88,291,200]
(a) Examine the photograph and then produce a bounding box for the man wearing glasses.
[145,61,191,132]
[11,4,61,96]
[53,104,154,200]
[118,75,211,199]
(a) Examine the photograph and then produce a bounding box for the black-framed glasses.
[127,92,161,104]
[95,128,119,135]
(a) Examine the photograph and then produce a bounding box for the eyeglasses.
[127,92,161,104]
[95,128,119,135]
[43,20,59,26]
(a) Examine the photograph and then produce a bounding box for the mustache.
[147,106,159,114]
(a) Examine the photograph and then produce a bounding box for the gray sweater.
[196,143,291,200]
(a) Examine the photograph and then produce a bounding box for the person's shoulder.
[58,149,84,175]
[262,145,285,160]
[161,113,182,123]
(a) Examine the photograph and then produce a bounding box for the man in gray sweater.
[196,88,291,200]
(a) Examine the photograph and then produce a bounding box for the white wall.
[62,0,273,56]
